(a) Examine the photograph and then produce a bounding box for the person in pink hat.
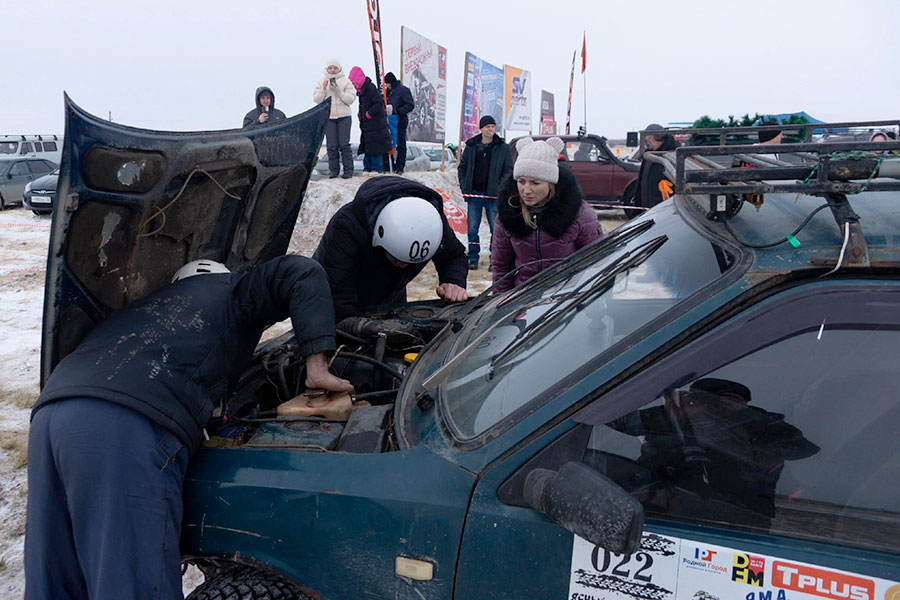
[348,66,392,173]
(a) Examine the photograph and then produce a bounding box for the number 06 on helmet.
[372,196,443,264]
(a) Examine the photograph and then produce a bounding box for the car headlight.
[24,182,32,194]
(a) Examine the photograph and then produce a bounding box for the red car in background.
[510,134,639,208]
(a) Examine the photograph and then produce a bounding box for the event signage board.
[400,26,447,143]
[460,51,505,141]
[503,64,532,132]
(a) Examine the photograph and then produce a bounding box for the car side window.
[43,142,57,152]
[565,141,610,164]
[20,142,33,154]
[28,161,51,175]
[579,288,900,555]
[9,162,29,176]
[34,142,43,152]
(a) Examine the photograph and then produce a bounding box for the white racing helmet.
[372,196,443,264]
[171,259,230,282]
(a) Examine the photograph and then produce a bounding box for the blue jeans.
[466,196,497,262]
[363,154,384,173]
[25,399,189,600]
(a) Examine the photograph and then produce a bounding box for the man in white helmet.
[313,176,468,321]
[26,255,352,599]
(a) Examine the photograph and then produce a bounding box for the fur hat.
[513,137,565,184]
[479,115,496,129]
[325,58,342,71]
[384,72,398,86]
[348,66,366,87]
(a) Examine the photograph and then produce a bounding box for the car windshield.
[423,148,444,160]
[0,142,17,154]
[437,208,738,440]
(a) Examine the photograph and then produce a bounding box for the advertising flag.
[460,52,505,141]
[503,65,532,132]
[540,90,556,135]
[401,27,447,143]
[581,32,587,74]
[565,50,575,135]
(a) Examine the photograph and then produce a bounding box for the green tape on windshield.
[787,235,801,248]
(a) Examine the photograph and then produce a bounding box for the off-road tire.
[185,566,313,600]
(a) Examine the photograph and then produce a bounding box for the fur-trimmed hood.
[496,164,585,238]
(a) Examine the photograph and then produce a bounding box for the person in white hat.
[491,137,602,292]
[312,59,358,178]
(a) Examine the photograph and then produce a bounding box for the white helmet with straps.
[171,259,230,282]
[372,196,443,264]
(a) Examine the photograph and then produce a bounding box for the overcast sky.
[5,0,899,141]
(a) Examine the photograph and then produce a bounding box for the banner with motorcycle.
[503,64,532,133]
[400,27,448,143]
[459,52,505,142]
[540,90,556,135]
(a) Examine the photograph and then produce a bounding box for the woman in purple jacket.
[491,136,601,293]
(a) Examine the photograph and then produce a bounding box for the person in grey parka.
[243,86,287,129]
[313,59,358,178]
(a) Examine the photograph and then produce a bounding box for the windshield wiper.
[488,235,668,371]
[458,218,656,321]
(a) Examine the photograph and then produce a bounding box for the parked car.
[0,134,64,164]
[422,144,458,170]
[0,156,57,209]
[403,142,431,172]
[44,108,900,599]
[510,134,639,208]
[23,169,59,215]
[310,144,364,180]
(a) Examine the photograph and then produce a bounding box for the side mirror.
[524,461,644,555]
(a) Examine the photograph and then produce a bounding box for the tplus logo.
[695,548,717,562]
[732,553,765,586]
[772,562,873,600]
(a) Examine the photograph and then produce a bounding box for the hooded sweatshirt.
[243,86,287,129]
[312,176,468,319]
[312,61,357,120]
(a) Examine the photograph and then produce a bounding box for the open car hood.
[41,95,329,385]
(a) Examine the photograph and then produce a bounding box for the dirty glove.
[386,104,394,116]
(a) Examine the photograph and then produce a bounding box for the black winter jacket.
[634,135,680,209]
[458,134,513,197]
[356,77,393,156]
[33,256,336,453]
[313,176,468,320]
[242,86,287,129]
[387,83,415,125]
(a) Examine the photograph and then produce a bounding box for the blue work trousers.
[466,196,497,262]
[25,398,189,600]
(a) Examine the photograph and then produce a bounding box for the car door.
[455,281,900,599]
[5,160,33,202]
[564,139,614,202]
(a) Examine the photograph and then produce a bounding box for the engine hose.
[354,388,400,401]
[336,350,404,381]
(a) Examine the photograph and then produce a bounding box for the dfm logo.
[694,548,717,562]
[512,76,527,95]
[733,553,765,586]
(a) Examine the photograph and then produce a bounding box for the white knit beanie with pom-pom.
[513,137,565,184]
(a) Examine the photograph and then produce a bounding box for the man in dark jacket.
[628,123,680,217]
[384,72,415,174]
[242,86,287,128]
[457,115,513,270]
[313,176,468,321]
[348,66,393,173]
[25,255,352,600]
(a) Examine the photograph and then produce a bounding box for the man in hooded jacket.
[313,176,468,320]
[243,86,287,129]
[384,72,415,174]
[25,255,352,599]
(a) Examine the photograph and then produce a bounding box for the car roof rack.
[638,121,900,268]
[638,119,900,147]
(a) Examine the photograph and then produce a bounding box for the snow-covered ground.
[0,170,625,597]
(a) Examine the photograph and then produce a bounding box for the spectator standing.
[242,86,287,129]
[348,66,392,174]
[457,115,513,270]
[628,123,679,217]
[491,137,601,293]
[384,72,415,174]
[313,59,357,178]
